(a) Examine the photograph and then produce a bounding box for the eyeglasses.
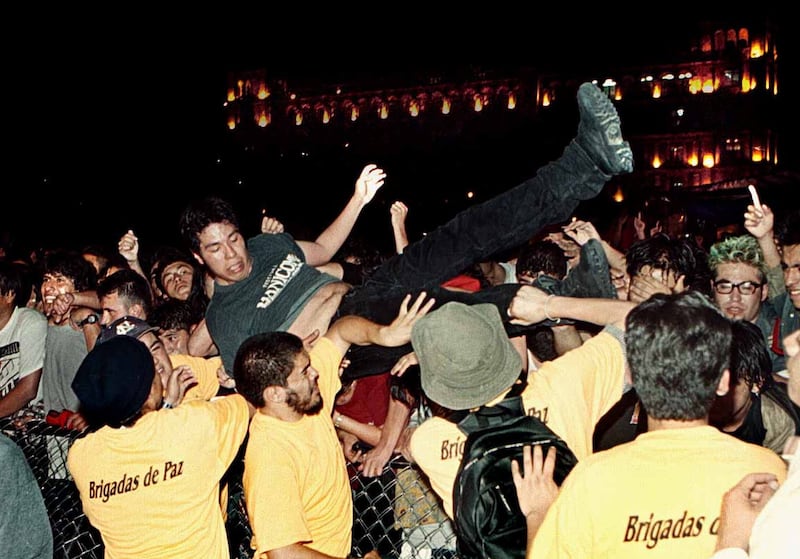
[713,280,763,295]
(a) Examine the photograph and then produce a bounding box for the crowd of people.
[1,81,798,558]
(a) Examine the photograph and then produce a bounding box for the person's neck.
[647,416,709,431]
[260,403,303,422]
[0,305,14,331]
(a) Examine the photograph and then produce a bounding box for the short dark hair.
[729,320,773,390]
[234,332,303,408]
[97,269,154,317]
[626,291,732,420]
[516,239,568,280]
[0,261,26,308]
[179,197,241,254]
[149,299,200,332]
[776,208,800,248]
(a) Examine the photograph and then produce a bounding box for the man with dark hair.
[709,320,800,454]
[97,268,154,325]
[180,83,633,380]
[67,335,253,558]
[235,293,433,559]
[523,292,787,558]
[768,208,800,370]
[0,260,46,419]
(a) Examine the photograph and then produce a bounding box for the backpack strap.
[456,396,526,434]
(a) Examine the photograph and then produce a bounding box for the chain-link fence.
[2,417,457,559]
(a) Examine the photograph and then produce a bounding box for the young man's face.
[712,262,766,322]
[160,261,194,301]
[782,244,800,309]
[158,327,191,355]
[99,292,139,326]
[193,222,251,286]
[283,350,322,415]
[138,331,173,385]
[40,272,75,315]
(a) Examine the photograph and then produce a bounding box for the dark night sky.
[5,8,795,252]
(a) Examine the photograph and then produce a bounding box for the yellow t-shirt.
[170,353,222,401]
[410,330,626,518]
[244,337,351,559]
[531,426,788,558]
[67,394,250,559]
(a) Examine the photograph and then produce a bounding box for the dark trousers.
[339,139,610,378]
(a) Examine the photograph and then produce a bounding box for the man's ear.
[130,304,146,320]
[264,385,283,404]
[716,369,731,397]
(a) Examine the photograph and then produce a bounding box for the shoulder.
[13,307,47,329]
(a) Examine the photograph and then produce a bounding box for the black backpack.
[452,396,578,559]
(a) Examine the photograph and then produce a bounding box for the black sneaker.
[576,83,633,175]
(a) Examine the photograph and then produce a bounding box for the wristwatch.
[77,314,100,328]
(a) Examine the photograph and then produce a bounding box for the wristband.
[544,295,561,324]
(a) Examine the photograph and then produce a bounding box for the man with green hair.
[707,234,780,356]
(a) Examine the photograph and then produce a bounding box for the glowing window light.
[542,91,550,107]
[507,91,516,110]
[441,97,451,115]
[752,147,764,162]
[702,154,715,168]
[227,116,236,130]
[652,154,662,169]
[409,99,419,117]
[322,108,330,124]
[652,83,662,98]
[257,111,271,127]
[702,79,714,93]
[688,153,699,167]
[257,83,270,100]
[227,88,236,102]
[350,106,359,121]
[379,102,388,120]
[473,95,483,112]
[750,40,764,58]
[295,112,303,126]
[613,186,624,203]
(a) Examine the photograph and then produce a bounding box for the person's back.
[0,434,53,559]
[67,336,251,559]
[530,292,787,558]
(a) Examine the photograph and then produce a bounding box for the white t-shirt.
[0,307,47,404]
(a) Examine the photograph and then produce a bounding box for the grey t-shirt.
[206,233,339,373]
[42,324,87,413]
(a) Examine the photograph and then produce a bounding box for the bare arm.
[296,164,386,266]
[0,371,41,419]
[390,201,410,254]
[358,396,413,477]
[783,328,800,406]
[508,286,635,331]
[187,318,219,357]
[324,292,434,356]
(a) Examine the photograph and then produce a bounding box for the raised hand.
[260,210,285,234]
[354,164,387,205]
[744,203,774,240]
[118,230,139,263]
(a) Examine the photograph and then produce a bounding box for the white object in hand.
[748,184,762,210]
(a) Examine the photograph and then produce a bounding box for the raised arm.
[296,164,386,266]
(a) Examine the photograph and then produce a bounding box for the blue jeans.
[338,139,611,379]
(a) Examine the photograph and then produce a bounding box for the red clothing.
[336,372,391,426]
